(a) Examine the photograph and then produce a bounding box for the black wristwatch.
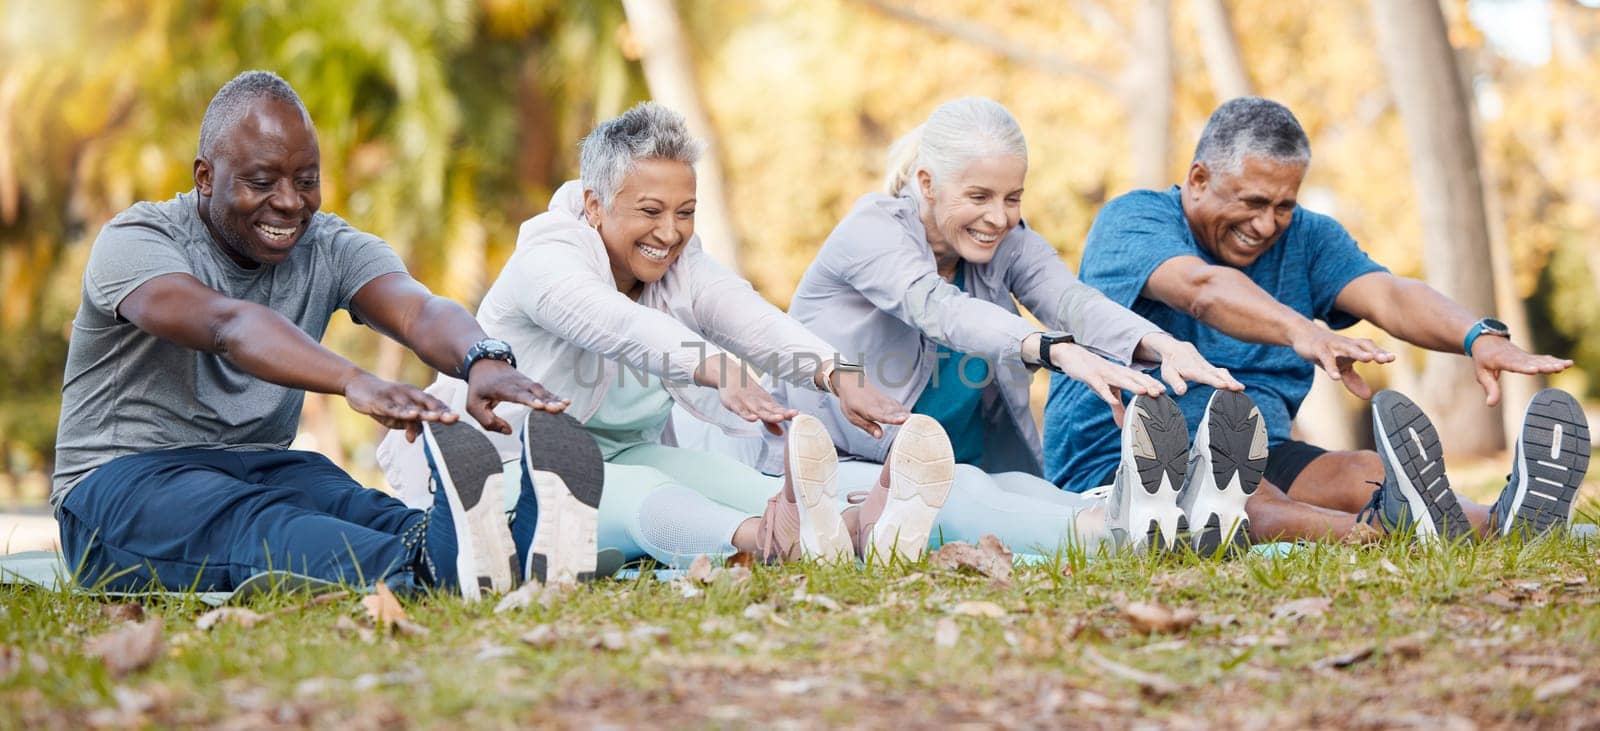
[457,338,517,379]
[1034,331,1075,373]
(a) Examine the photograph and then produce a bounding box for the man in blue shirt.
[1044,97,1586,544]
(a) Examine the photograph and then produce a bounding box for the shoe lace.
[1353,480,1385,528]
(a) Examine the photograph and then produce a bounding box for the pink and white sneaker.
[852,415,955,564]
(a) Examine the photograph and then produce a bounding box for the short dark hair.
[197,71,307,158]
[1192,97,1311,173]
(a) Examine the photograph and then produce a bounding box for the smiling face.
[583,158,697,296]
[1182,155,1306,268]
[917,155,1027,272]
[193,98,321,268]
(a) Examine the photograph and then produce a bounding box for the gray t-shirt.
[50,191,407,508]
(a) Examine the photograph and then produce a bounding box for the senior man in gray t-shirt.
[51,71,600,600]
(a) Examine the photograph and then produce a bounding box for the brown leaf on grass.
[928,535,1013,587]
[361,583,406,630]
[1270,597,1331,621]
[496,582,574,613]
[1480,591,1523,611]
[1310,644,1375,670]
[195,608,266,632]
[589,630,628,652]
[1120,601,1198,635]
[85,617,164,678]
[1506,655,1581,669]
[520,624,558,649]
[334,616,376,644]
[934,617,960,648]
[687,554,715,584]
[0,646,48,681]
[100,604,145,622]
[1388,632,1429,659]
[725,551,756,570]
[1561,575,1588,587]
[1534,674,1586,702]
[1083,647,1181,697]
[951,601,1007,618]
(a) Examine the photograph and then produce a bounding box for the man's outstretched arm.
[1143,255,1395,397]
[1333,272,1572,405]
[349,272,566,435]
[118,272,455,432]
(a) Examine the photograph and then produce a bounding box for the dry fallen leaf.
[589,630,628,651]
[1534,674,1585,702]
[687,554,715,584]
[520,624,558,649]
[85,617,164,678]
[629,625,671,646]
[951,601,1007,618]
[1310,644,1375,670]
[1388,632,1429,659]
[928,535,1014,587]
[725,551,756,570]
[362,583,407,630]
[1270,597,1332,621]
[100,604,145,622]
[195,608,265,632]
[333,615,375,643]
[1083,647,1181,697]
[934,617,960,648]
[1121,601,1199,635]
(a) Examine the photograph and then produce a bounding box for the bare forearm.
[1369,278,1477,354]
[1184,267,1318,347]
[397,294,491,376]
[212,304,365,394]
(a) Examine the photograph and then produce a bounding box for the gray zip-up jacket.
[777,192,1163,475]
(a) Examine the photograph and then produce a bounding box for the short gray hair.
[579,102,703,209]
[198,71,307,159]
[1192,97,1310,174]
[884,97,1027,197]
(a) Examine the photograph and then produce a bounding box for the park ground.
[2,464,1599,729]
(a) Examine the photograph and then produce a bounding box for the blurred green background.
[3,0,1599,502]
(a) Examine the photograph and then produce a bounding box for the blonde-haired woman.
[774,97,1261,555]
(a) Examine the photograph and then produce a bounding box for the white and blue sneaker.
[1361,391,1472,543]
[515,410,605,585]
[420,421,521,600]
[1490,388,1591,539]
[1177,390,1267,557]
[1107,394,1190,553]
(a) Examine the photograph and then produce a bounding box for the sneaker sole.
[1186,391,1267,557]
[870,415,954,563]
[1502,389,1591,538]
[1372,391,1471,543]
[521,410,604,585]
[1121,394,1189,553]
[787,414,854,562]
[423,421,519,599]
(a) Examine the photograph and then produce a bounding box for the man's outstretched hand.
[1291,326,1396,399]
[342,372,458,439]
[1470,337,1573,407]
[464,360,568,435]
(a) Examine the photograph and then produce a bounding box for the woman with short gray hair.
[777,97,1253,556]
[379,102,928,571]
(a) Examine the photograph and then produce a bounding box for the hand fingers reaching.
[1475,364,1502,407]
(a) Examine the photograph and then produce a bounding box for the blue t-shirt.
[1042,186,1387,493]
[912,263,989,464]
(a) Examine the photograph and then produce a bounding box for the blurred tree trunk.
[621,0,743,272]
[1371,0,1504,455]
[1189,0,1253,100]
[1123,0,1174,190]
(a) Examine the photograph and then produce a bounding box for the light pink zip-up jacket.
[378,181,835,496]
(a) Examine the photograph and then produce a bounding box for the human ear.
[582,189,603,227]
[917,169,935,201]
[194,158,213,196]
[1186,163,1209,194]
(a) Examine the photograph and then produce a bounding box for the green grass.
[5,522,1600,729]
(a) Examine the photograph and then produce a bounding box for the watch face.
[1483,318,1509,334]
[482,339,512,356]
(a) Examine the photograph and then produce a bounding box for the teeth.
[1231,229,1262,248]
[637,243,669,261]
[256,223,295,241]
[967,228,1000,244]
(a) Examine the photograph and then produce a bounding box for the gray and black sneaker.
[513,410,605,585]
[420,421,522,600]
[1361,390,1472,543]
[1107,393,1190,553]
[1490,388,1591,539]
[1177,390,1268,557]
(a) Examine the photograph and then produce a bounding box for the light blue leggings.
[834,461,1104,555]
[509,442,777,569]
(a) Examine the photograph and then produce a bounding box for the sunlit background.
[3,0,1599,507]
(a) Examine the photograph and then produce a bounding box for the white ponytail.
[882,97,1027,198]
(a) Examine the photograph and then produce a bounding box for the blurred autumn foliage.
[3,0,1598,484]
